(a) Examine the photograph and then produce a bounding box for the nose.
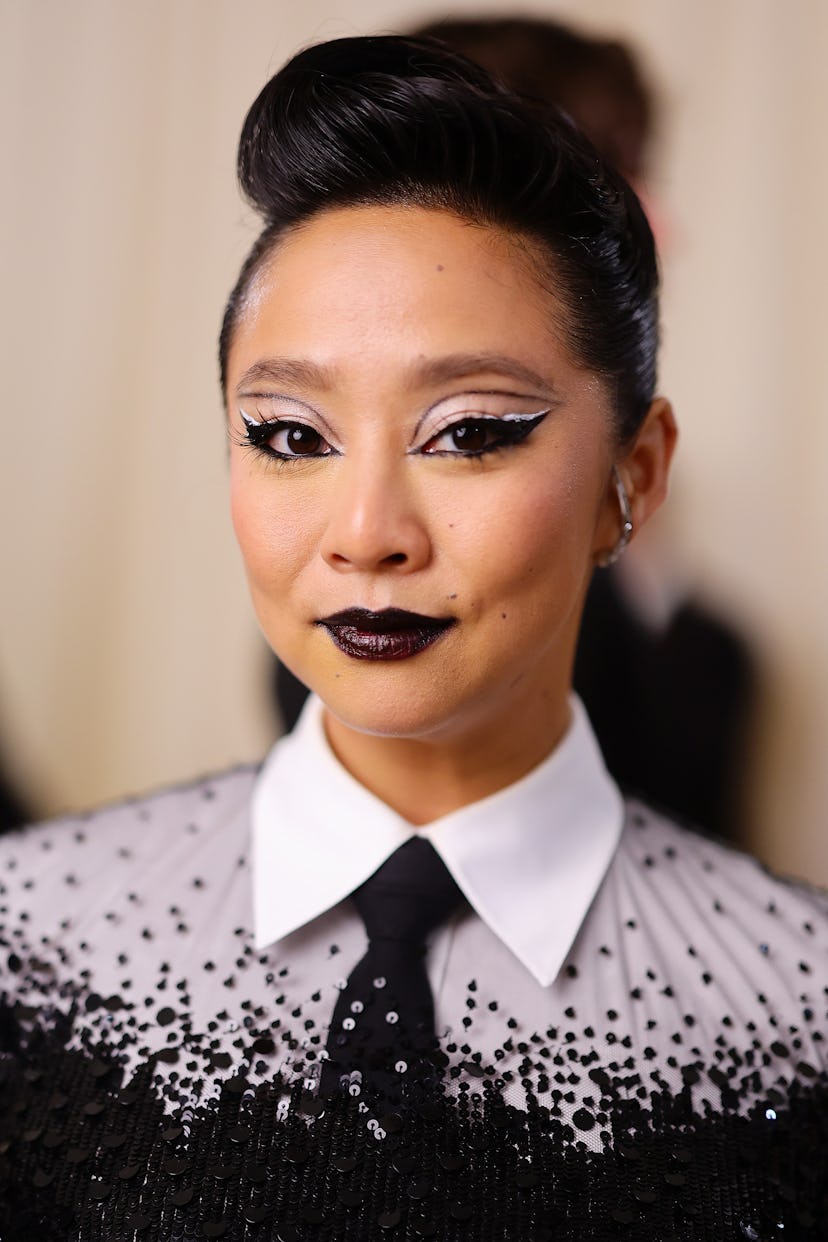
[319,459,431,574]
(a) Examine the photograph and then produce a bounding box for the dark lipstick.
[316,608,455,661]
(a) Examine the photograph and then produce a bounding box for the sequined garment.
[1,769,826,1240]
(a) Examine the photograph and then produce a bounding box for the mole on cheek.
[436,264,444,271]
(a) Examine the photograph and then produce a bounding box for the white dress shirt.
[0,699,826,1237]
[253,694,623,988]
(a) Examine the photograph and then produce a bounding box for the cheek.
[229,466,310,586]
[445,458,599,599]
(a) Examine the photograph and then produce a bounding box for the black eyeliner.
[424,409,550,458]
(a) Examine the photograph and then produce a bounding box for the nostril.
[383,552,407,566]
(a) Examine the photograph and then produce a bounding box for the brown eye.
[449,421,489,452]
[241,413,335,461]
[418,408,548,458]
[283,424,325,455]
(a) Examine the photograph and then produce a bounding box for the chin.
[303,659,490,741]
[321,678,456,739]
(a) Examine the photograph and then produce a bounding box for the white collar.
[252,695,623,986]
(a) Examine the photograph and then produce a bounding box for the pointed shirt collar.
[252,695,623,987]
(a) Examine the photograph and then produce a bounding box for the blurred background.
[1,0,827,881]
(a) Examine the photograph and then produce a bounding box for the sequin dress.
[1,703,826,1239]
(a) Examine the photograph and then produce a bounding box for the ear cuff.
[598,467,634,567]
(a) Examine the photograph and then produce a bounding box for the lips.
[316,608,456,661]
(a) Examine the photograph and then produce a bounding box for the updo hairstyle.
[219,35,659,443]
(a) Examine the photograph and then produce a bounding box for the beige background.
[1,0,826,880]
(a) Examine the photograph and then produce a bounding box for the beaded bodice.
[1,770,826,1239]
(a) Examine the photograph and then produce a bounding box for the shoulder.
[0,765,259,933]
[621,798,828,913]
[4,763,258,845]
[613,799,828,993]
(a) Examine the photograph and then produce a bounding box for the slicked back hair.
[219,36,659,442]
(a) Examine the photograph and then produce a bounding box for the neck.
[322,684,572,826]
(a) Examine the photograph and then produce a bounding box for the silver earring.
[598,467,634,567]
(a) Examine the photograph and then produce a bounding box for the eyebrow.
[235,357,337,394]
[235,352,562,399]
[413,352,561,397]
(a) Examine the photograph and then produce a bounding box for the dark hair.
[219,35,658,442]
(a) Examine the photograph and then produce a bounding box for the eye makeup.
[233,404,552,463]
[237,409,335,461]
[419,409,550,458]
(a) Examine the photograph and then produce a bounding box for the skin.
[227,205,676,824]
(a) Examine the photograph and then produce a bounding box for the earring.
[598,467,634,567]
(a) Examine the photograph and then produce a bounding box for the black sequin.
[0,776,826,1239]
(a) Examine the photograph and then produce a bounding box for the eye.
[268,422,330,457]
[421,412,549,457]
[240,413,334,460]
[433,420,492,454]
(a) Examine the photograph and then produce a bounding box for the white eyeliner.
[240,405,550,447]
[425,408,552,439]
[496,408,550,422]
[425,407,550,434]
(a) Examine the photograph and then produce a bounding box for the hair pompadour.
[220,35,658,441]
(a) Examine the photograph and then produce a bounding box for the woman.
[1,36,825,1241]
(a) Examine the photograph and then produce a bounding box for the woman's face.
[227,205,628,744]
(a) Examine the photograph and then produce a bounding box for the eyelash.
[236,411,550,463]
[239,419,338,462]
[423,412,549,457]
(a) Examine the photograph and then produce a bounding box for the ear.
[593,397,678,564]
[619,397,678,527]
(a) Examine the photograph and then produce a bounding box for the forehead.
[256,202,553,283]
[226,205,577,390]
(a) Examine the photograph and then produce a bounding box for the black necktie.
[321,837,463,1098]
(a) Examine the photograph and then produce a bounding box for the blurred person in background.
[273,16,757,842]
[1,32,823,1241]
